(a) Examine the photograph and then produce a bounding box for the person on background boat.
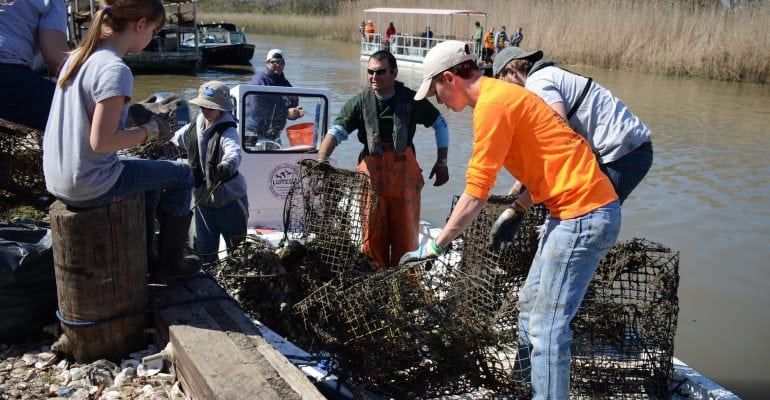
[494,26,509,54]
[482,27,495,63]
[364,19,376,42]
[472,21,484,58]
[493,47,653,204]
[171,81,248,266]
[385,22,396,44]
[42,0,200,284]
[316,50,451,270]
[512,27,524,47]
[0,0,69,130]
[244,49,305,148]
[400,41,621,400]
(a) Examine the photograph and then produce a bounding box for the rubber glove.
[215,161,232,182]
[141,115,172,143]
[429,158,449,186]
[399,239,445,264]
[488,199,529,250]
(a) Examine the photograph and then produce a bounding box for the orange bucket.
[286,122,315,147]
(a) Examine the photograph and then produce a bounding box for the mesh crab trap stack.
[213,161,680,399]
[0,119,46,205]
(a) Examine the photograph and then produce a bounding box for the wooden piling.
[49,193,148,362]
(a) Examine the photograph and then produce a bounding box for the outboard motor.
[151,91,191,131]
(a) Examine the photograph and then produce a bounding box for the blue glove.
[488,200,529,250]
[399,239,445,264]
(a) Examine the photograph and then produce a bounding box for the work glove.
[125,94,183,128]
[429,158,449,186]
[141,115,172,143]
[215,161,232,183]
[488,199,529,250]
[399,239,445,265]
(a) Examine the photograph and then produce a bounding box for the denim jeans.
[0,63,56,131]
[193,194,248,265]
[62,157,193,217]
[600,142,653,205]
[516,200,621,399]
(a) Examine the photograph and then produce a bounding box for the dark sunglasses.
[367,68,392,76]
[268,59,285,65]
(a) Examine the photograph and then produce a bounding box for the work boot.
[152,212,201,284]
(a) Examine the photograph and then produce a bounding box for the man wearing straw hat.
[171,80,248,266]
[400,41,620,399]
[317,50,451,270]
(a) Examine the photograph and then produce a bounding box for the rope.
[55,274,235,327]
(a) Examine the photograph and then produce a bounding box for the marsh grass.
[201,0,769,83]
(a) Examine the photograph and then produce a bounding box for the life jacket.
[365,24,376,39]
[484,32,494,49]
[496,32,508,48]
[361,81,412,158]
[184,120,238,190]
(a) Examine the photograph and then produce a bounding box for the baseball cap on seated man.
[492,47,543,78]
[266,48,284,61]
[414,40,477,101]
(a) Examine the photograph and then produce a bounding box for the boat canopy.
[363,8,488,17]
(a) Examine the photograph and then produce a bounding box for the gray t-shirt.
[526,66,651,164]
[0,0,68,67]
[43,47,133,201]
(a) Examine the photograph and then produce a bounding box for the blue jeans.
[0,63,55,131]
[62,158,193,217]
[193,194,248,265]
[516,200,621,399]
[600,142,653,205]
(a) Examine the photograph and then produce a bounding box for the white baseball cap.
[414,40,477,100]
[266,48,284,61]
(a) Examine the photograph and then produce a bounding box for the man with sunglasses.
[317,50,451,270]
[244,49,305,147]
[400,41,620,399]
[492,47,653,205]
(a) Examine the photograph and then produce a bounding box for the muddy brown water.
[133,34,770,399]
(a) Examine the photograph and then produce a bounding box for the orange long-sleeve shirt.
[465,77,617,219]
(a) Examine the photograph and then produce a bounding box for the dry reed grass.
[200,0,770,83]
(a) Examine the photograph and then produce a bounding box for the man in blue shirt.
[0,0,69,130]
[244,49,305,147]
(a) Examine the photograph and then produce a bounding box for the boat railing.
[361,33,476,64]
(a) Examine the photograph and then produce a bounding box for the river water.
[133,34,770,399]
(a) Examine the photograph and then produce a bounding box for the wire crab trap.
[570,238,679,399]
[0,119,47,205]
[211,161,679,399]
[281,159,379,276]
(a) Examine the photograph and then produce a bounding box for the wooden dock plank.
[150,275,324,399]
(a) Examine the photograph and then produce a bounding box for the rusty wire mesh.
[281,159,378,275]
[0,119,46,204]
[212,163,680,399]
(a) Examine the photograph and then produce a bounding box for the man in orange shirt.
[482,27,495,63]
[400,41,621,400]
[364,19,376,42]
